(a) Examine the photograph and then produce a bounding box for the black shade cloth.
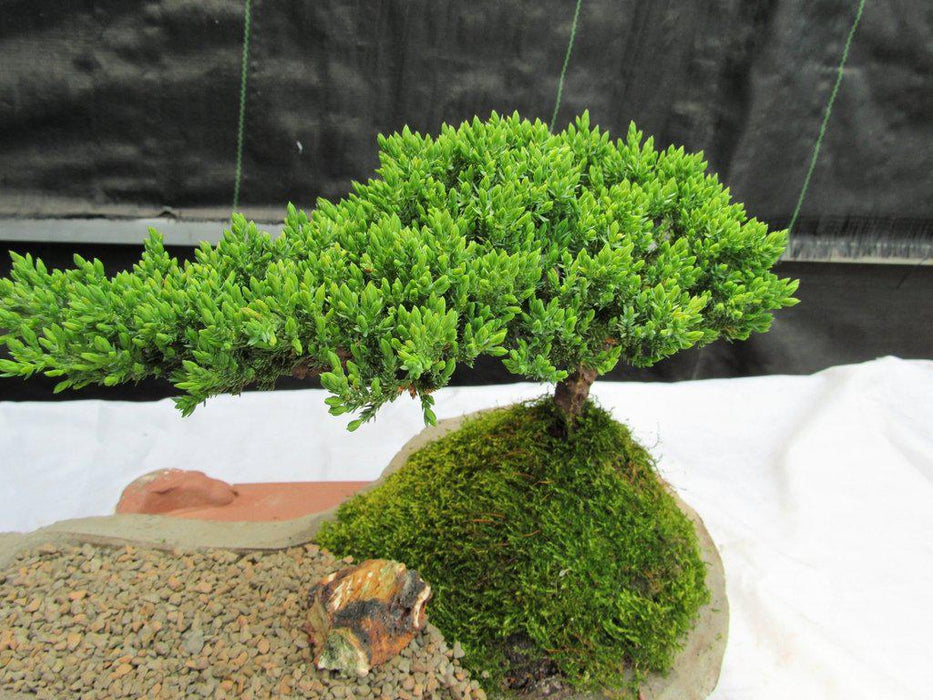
[0,0,930,250]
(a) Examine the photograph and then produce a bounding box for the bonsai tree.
[0,112,797,428]
[0,112,797,694]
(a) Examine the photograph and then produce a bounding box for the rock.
[110,663,133,679]
[306,559,432,676]
[181,628,204,655]
[115,469,238,515]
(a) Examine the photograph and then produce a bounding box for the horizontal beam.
[0,218,284,247]
[0,218,930,265]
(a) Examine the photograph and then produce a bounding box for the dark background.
[1,0,931,401]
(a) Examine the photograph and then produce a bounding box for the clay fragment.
[115,469,237,514]
[306,559,432,675]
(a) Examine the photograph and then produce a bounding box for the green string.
[232,0,253,211]
[549,0,583,132]
[788,0,865,235]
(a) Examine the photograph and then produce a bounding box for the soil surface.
[0,542,484,700]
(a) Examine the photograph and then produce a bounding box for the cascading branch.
[0,112,797,428]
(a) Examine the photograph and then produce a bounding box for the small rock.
[306,559,432,676]
[110,663,133,679]
[182,628,204,655]
[452,641,465,659]
[185,656,209,670]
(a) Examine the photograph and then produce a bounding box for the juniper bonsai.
[0,112,797,426]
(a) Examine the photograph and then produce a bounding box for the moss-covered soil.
[317,399,709,696]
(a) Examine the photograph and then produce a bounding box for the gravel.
[0,542,486,699]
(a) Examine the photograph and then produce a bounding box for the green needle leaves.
[0,112,797,429]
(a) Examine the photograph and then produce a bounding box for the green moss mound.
[316,400,709,692]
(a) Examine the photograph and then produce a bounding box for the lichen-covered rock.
[306,559,432,676]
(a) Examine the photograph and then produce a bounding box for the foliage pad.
[317,400,709,691]
[0,112,796,427]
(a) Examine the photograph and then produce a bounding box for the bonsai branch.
[291,348,351,380]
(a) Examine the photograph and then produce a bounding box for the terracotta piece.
[172,481,370,522]
[306,559,433,675]
[115,469,237,515]
[116,471,369,522]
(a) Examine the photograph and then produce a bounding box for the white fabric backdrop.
[2,356,932,699]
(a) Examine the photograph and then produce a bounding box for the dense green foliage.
[0,112,796,426]
[317,400,709,692]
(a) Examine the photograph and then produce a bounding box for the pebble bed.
[0,541,486,699]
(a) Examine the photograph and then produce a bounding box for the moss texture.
[316,399,709,693]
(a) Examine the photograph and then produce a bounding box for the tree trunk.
[553,368,597,420]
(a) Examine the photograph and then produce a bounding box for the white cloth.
[1,356,932,699]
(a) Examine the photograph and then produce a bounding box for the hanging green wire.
[232,0,253,211]
[549,0,584,132]
[788,0,865,235]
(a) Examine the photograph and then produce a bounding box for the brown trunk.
[553,367,597,420]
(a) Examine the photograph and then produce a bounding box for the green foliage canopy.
[0,112,797,428]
